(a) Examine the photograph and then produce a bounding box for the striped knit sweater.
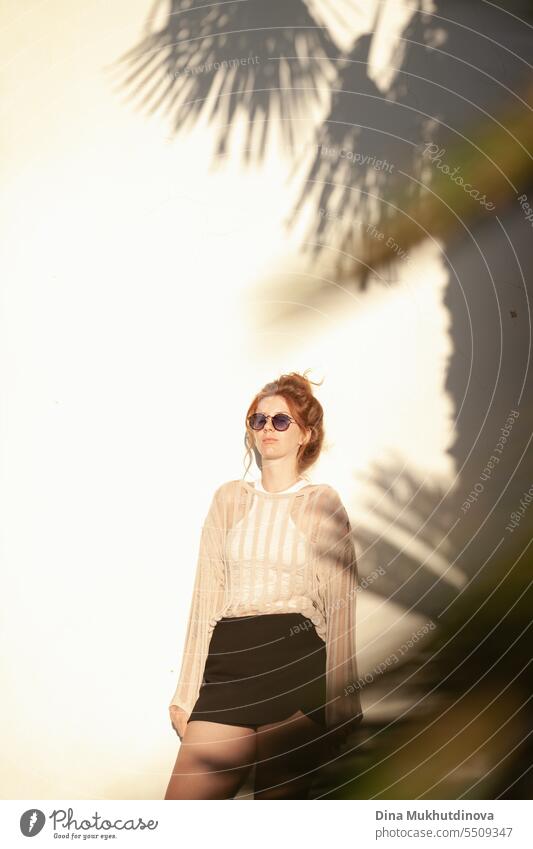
[169,477,363,730]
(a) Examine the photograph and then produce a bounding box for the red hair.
[243,370,325,477]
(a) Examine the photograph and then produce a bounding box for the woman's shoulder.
[307,481,344,502]
[212,479,246,500]
[217,479,249,493]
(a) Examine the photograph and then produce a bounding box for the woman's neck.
[257,471,305,493]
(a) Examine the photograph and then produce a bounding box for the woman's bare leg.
[253,709,329,799]
[165,719,257,800]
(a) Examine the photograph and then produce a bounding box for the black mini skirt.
[188,612,327,729]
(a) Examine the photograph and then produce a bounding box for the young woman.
[164,371,363,799]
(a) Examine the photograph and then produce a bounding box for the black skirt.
[188,612,327,729]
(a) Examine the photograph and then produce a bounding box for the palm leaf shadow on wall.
[105,0,533,290]
[104,0,339,164]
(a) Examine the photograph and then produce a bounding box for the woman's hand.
[168,705,189,740]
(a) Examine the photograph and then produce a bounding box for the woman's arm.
[168,485,227,716]
[316,486,364,731]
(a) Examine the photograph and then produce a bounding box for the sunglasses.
[248,412,296,432]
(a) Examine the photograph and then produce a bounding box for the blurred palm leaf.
[312,518,533,799]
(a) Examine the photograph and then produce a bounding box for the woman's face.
[250,394,310,467]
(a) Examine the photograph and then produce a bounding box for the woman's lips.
[263,438,278,443]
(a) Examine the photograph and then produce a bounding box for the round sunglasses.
[248,412,296,432]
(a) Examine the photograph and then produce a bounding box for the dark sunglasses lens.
[249,413,266,430]
[273,414,291,431]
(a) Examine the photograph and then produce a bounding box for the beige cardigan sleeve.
[168,485,227,714]
[316,486,364,730]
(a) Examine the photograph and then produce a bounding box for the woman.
[164,371,363,799]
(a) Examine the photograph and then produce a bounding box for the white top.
[224,477,310,608]
[252,475,311,494]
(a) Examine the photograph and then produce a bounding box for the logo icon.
[20,809,46,837]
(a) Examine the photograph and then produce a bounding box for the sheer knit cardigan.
[168,479,363,730]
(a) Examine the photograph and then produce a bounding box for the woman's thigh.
[165,720,257,800]
[253,710,329,799]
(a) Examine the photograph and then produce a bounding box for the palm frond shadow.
[287,6,432,284]
[354,457,465,620]
[104,0,339,163]
[285,0,533,284]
